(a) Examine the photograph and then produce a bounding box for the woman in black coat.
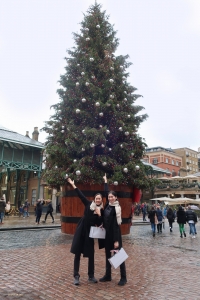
[177,206,186,238]
[35,199,45,224]
[166,207,175,232]
[148,206,157,237]
[99,174,127,286]
[67,178,104,285]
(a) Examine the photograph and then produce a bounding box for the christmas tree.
[42,3,153,188]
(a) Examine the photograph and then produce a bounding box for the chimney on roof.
[25,131,30,138]
[32,127,39,141]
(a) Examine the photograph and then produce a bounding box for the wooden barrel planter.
[61,183,133,235]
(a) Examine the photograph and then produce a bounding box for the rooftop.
[145,146,175,153]
[0,125,44,149]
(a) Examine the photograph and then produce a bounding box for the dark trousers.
[105,244,126,279]
[143,212,146,221]
[169,220,173,228]
[36,212,42,224]
[157,223,162,232]
[74,251,94,278]
[45,211,54,221]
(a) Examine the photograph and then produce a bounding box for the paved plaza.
[1,221,200,300]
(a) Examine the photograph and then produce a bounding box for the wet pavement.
[0,221,200,299]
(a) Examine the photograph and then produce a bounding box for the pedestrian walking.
[176,206,186,238]
[67,178,104,286]
[19,205,23,217]
[156,205,163,233]
[5,201,11,217]
[148,206,157,237]
[35,199,45,224]
[167,207,175,232]
[185,205,198,238]
[23,199,30,217]
[99,174,127,286]
[43,199,54,223]
[142,202,147,221]
[0,197,6,224]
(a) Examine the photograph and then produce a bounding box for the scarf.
[90,201,103,213]
[109,200,122,225]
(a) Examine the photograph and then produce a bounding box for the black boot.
[99,275,112,282]
[180,233,183,238]
[184,232,186,237]
[118,278,127,286]
[74,275,80,285]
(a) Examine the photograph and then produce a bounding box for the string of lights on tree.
[42,3,156,189]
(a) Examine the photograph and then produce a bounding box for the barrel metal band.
[63,190,133,198]
[61,216,131,224]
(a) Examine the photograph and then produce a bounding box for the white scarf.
[90,201,103,213]
[109,200,122,225]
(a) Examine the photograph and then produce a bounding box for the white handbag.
[108,248,128,269]
[89,226,106,239]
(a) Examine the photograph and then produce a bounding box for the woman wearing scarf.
[67,178,104,285]
[99,174,127,286]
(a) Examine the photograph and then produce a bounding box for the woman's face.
[108,193,117,204]
[94,194,102,206]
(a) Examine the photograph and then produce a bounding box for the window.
[31,189,37,205]
[172,160,174,165]
[152,159,158,164]
[176,161,179,166]
[190,166,192,170]
[23,174,27,182]
[166,158,168,163]
[186,151,189,155]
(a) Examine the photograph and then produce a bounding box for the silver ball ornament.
[102,162,107,166]
[95,102,100,107]
[125,131,129,136]
[81,148,85,151]
[99,112,103,117]
[82,129,85,134]
[62,126,65,129]
[89,57,94,62]
[73,159,77,163]
[108,148,112,151]
[117,104,120,107]
[86,37,90,41]
[81,72,85,76]
[131,152,134,156]
[106,130,110,134]
[65,174,68,179]
[76,109,80,114]
[106,102,111,106]
[99,125,103,128]
[120,65,123,69]
[123,168,128,173]
[85,28,89,31]
[120,144,123,148]
[109,79,114,83]
[135,165,140,170]
[76,82,80,86]
[96,24,100,29]
[110,94,114,99]
[110,67,114,71]
[114,181,118,185]
[119,127,123,131]
[61,130,64,133]
[91,75,95,79]
[81,98,86,103]
[127,115,130,118]
[76,170,81,176]
[90,143,95,148]
[85,82,90,86]
[101,144,105,148]
[124,98,127,101]
[112,56,116,61]
[77,64,80,67]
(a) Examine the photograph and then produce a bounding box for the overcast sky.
[0,0,199,151]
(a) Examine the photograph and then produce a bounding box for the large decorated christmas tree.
[42,3,153,189]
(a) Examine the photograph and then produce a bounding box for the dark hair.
[178,205,183,211]
[151,206,155,211]
[94,193,103,199]
[108,190,117,197]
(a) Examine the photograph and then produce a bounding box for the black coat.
[103,183,122,249]
[167,210,175,222]
[185,210,197,223]
[70,188,104,257]
[47,202,53,213]
[177,209,186,224]
[148,210,156,223]
[36,201,45,213]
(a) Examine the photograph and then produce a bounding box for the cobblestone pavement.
[1,222,200,300]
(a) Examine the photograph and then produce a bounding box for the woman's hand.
[114,241,119,249]
[103,173,107,183]
[67,178,76,189]
[95,207,101,216]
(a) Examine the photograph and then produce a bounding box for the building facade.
[173,147,199,175]
[144,146,182,177]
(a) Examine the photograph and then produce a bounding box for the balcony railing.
[155,183,200,190]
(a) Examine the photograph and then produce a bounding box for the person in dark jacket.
[44,199,54,223]
[167,207,175,232]
[176,206,186,238]
[67,178,104,285]
[142,202,147,221]
[185,206,197,238]
[148,206,157,237]
[99,174,127,286]
[0,197,6,224]
[156,205,163,233]
[35,199,45,224]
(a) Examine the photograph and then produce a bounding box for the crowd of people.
[134,202,198,238]
[0,197,55,225]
